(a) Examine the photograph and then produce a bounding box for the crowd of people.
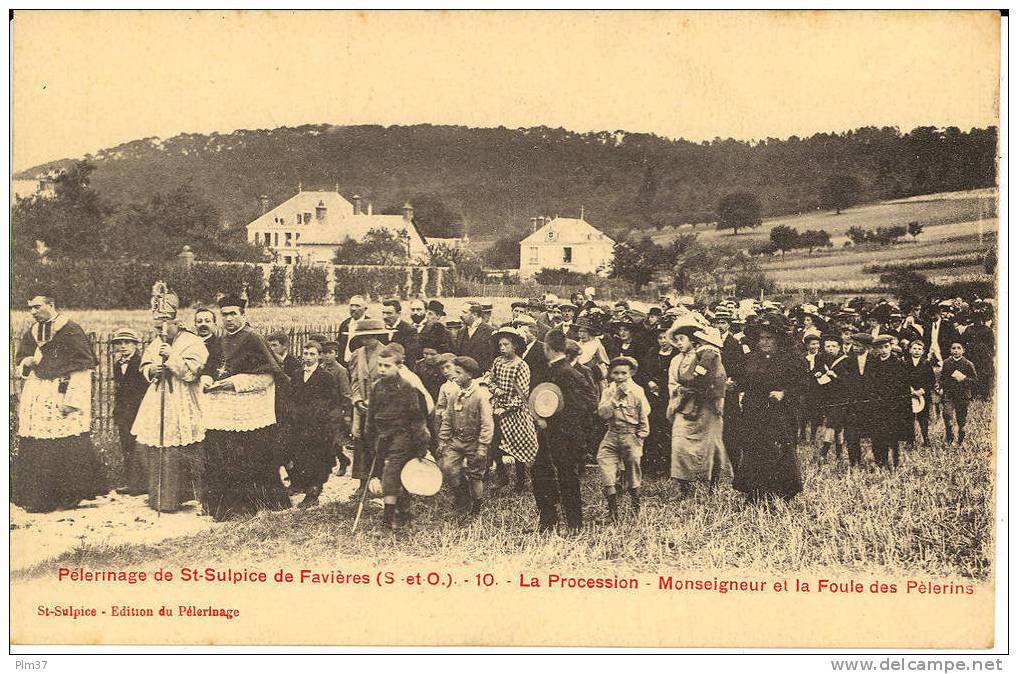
[12,285,995,534]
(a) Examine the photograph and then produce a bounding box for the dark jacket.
[544,357,598,439]
[419,321,454,355]
[389,319,422,364]
[903,355,936,396]
[924,319,960,364]
[521,340,548,390]
[941,357,977,401]
[870,354,912,439]
[454,321,497,373]
[719,333,747,382]
[289,366,339,439]
[113,351,148,431]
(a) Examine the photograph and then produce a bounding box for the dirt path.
[10,471,361,571]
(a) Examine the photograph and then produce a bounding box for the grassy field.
[648,189,998,294]
[13,401,995,581]
[649,190,997,248]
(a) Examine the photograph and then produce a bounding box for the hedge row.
[862,252,985,274]
[12,260,266,309]
[13,260,454,309]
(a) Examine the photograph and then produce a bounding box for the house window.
[283,255,292,265]
[528,247,538,264]
[264,232,271,245]
[295,233,301,242]
[285,232,293,247]
[253,233,260,244]
[303,212,312,224]
[563,247,573,264]
[274,233,279,247]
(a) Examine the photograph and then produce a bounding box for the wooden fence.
[10,324,349,434]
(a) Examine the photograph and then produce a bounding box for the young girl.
[485,327,539,490]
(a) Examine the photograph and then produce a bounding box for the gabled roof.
[520,217,615,246]
[245,190,429,258]
[245,191,355,228]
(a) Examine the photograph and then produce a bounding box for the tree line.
[18,123,997,246]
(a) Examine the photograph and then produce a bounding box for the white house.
[245,189,430,265]
[519,216,615,277]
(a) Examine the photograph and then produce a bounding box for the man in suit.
[514,314,548,388]
[869,335,911,469]
[419,299,453,355]
[713,308,746,470]
[338,295,368,364]
[799,333,824,443]
[454,303,496,373]
[838,333,878,468]
[409,299,428,333]
[112,329,149,495]
[924,302,960,366]
[382,298,422,365]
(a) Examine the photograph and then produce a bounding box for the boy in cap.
[437,356,494,517]
[365,344,432,530]
[320,341,353,476]
[596,356,651,521]
[111,328,149,495]
[940,340,977,446]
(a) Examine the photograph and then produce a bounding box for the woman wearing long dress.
[733,316,805,502]
[486,327,539,490]
[665,321,731,493]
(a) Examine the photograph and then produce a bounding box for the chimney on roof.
[316,200,327,222]
[352,194,362,216]
[529,217,538,233]
[403,202,414,223]
[259,194,270,214]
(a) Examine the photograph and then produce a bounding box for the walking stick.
[157,321,169,518]
[351,410,375,533]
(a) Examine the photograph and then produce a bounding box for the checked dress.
[487,356,539,465]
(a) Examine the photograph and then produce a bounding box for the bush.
[533,268,599,285]
[267,266,288,304]
[12,259,266,309]
[290,265,329,304]
[332,266,410,303]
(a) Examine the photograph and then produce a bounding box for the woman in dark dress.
[734,316,805,502]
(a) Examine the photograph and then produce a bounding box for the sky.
[12,10,1001,172]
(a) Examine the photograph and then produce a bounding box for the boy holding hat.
[596,356,651,521]
[111,328,149,495]
[531,329,599,533]
[437,356,494,517]
[365,344,432,530]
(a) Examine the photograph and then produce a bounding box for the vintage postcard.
[8,9,1004,651]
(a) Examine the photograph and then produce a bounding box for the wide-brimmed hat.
[872,334,895,346]
[400,457,443,496]
[529,382,564,418]
[665,311,711,347]
[692,325,725,349]
[492,326,527,352]
[851,332,874,346]
[573,316,601,335]
[349,318,393,349]
[745,315,792,340]
[111,328,141,343]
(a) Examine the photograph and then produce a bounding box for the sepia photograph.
[7,8,1005,654]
